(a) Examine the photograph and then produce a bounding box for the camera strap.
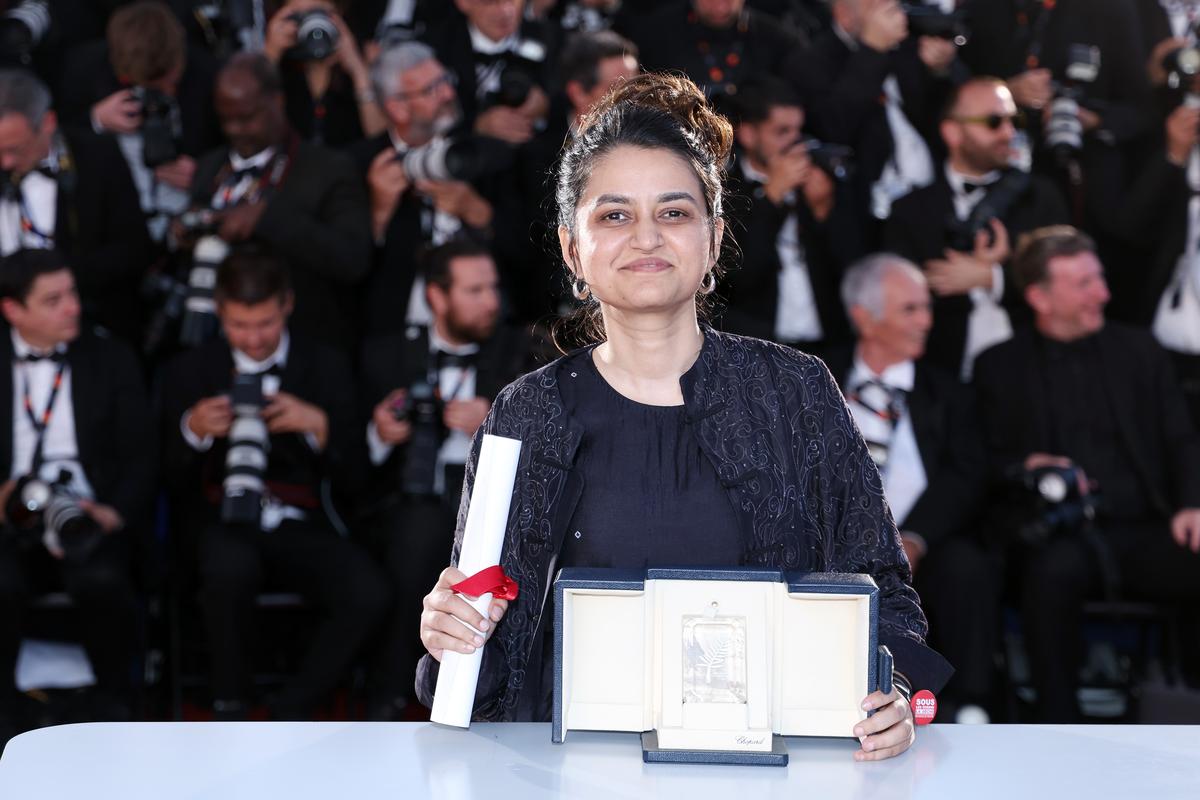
[1020,0,1058,70]
[211,131,298,209]
[20,357,68,474]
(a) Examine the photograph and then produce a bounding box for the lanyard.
[21,359,68,473]
[1022,0,1058,70]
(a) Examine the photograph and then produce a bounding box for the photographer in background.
[973,226,1200,722]
[884,78,1068,379]
[0,68,153,346]
[184,53,371,352]
[263,0,387,148]
[423,0,555,146]
[57,1,221,245]
[959,0,1150,240]
[358,239,531,719]
[352,40,519,336]
[159,249,388,721]
[0,249,153,741]
[722,75,862,357]
[786,0,961,224]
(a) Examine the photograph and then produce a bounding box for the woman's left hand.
[852,688,915,761]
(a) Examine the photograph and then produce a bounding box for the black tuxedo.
[57,41,222,159]
[618,1,805,102]
[784,30,954,224]
[0,327,152,710]
[721,158,861,347]
[160,334,363,523]
[40,128,155,346]
[974,323,1200,720]
[357,321,532,708]
[1114,151,1189,325]
[882,170,1069,375]
[190,139,371,351]
[158,332,386,717]
[347,132,527,334]
[422,10,558,129]
[826,347,995,707]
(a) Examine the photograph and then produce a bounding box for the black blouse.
[559,351,744,569]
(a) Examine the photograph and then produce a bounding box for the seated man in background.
[358,238,532,719]
[184,53,371,352]
[974,226,1200,722]
[160,249,388,720]
[829,253,994,722]
[0,249,154,741]
[0,69,153,346]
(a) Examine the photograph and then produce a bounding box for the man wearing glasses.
[353,40,518,339]
[884,77,1068,380]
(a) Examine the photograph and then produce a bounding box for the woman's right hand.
[421,566,509,662]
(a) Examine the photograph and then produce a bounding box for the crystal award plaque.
[682,604,747,705]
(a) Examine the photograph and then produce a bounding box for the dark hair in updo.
[554,72,735,348]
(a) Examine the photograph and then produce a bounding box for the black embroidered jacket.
[417,329,952,720]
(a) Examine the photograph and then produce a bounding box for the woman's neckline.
[585,349,688,409]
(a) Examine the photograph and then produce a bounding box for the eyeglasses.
[394,71,457,102]
[951,112,1026,130]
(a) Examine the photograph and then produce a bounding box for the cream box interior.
[553,568,887,753]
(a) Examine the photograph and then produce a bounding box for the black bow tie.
[434,349,477,370]
[20,350,65,364]
[229,164,263,183]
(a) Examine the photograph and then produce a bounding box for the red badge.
[911,690,937,725]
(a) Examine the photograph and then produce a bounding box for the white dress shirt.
[9,330,94,499]
[740,160,823,342]
[0,156,58,256]
[945,164,1014,380]
[845,353,926,528]
[211,146,276,210]
[367,325,480,496]
[116,132,189,242]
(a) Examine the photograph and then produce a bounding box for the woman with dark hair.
[416,73,949,761]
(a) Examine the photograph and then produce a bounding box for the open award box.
[553,568,893,766]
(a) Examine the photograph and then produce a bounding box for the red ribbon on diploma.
[451,565,520,601]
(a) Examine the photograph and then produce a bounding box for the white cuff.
[180,411,214,452]
[988,263,1004,302]
[367,421,394,466]
[304,432,322,453]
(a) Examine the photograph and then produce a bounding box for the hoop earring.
[572,277,591,301]
[699,270,717,295]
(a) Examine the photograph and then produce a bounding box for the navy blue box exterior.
[553,567,884,745]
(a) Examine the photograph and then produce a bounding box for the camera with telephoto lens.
[222,373,270,525]
[393,380,445,497]
[902,3,969,46]
[1044,44,1101,163]
[4,469,102,563]
[1015,464,1096,545]
[944,168,1030,252]
[287,9,339,62]
[401,135,514,183]
[0,0,50,63]
[132,85,180,169]
[141,234,228,356]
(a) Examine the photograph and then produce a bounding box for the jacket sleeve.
[808,361,954,694]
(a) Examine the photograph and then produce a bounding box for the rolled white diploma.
[430,433,523,728]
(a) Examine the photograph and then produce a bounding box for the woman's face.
[561,145,721,317]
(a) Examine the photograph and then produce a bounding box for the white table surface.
[1,721,1197,800]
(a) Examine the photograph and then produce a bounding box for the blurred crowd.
[0,0,1199,740]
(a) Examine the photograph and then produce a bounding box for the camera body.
[4,469,102,562]
[1045,45,1101,163]
[132,85,181,168]
[797,137,856,182]
[222,372,271,525]
[393,380,446,497]
[288,9,340,62]
[1016,463,1096,544]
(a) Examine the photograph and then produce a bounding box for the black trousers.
[913,535,999,707]
[362,495,457,702]
[0,531,139,713]
[1016,519,1200,722]
[196,519,389,716]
